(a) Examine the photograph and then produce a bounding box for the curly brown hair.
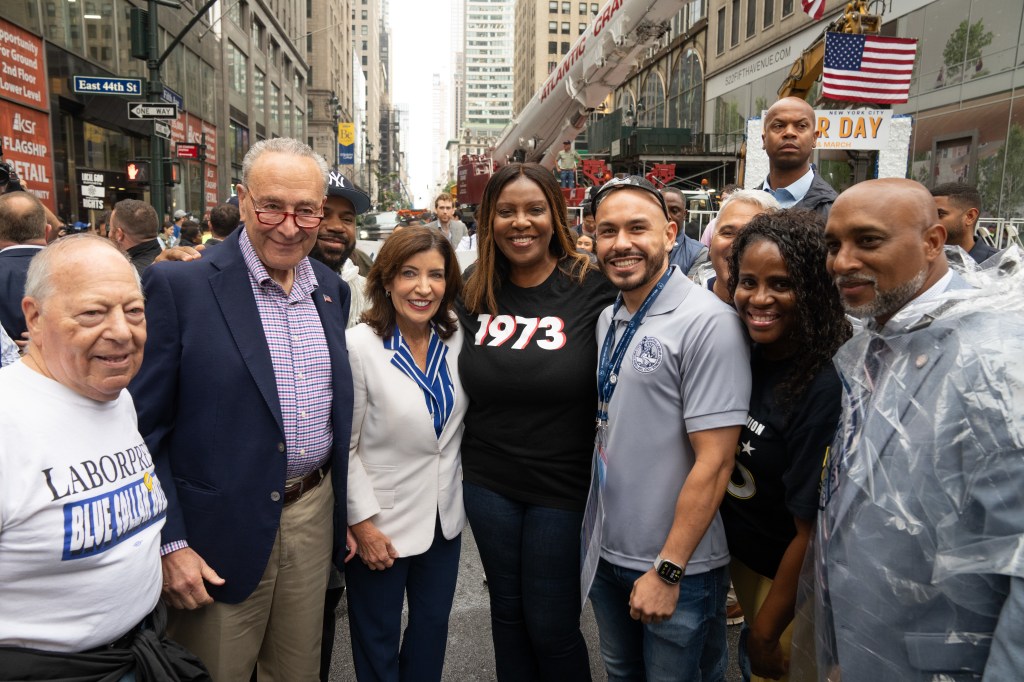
[361,227,462,340]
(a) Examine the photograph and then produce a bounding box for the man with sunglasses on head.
[130,138,355,680]
[584,176,750,681]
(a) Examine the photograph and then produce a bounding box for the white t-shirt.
[0,362,166,652]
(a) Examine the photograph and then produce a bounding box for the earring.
[385,290,391,297]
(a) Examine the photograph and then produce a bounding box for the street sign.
[177,143,200,159]
[73,76,143,96]
[127,102,177,120]
[153,120,171,140]
[161,86,184,111]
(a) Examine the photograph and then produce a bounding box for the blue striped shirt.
[385,326,454,438]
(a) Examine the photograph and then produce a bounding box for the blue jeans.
[464,482,591,681]
[560,169,576,188]
[589,559,729,682]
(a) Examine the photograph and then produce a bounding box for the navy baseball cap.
[327,171,371,214]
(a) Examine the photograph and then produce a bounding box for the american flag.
[822,32,919,104]
[802,0,825,20]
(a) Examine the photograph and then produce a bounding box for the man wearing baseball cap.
[557,140,582,189]
[310,171,371,328]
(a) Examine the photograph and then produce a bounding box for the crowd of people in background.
[0,94,1021,682]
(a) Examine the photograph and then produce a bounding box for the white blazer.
[345,322,468,557]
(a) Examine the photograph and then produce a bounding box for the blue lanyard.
[596,267,674,423]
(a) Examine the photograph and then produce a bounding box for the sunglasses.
[592,176,670,220]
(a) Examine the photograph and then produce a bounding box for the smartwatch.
[654,554,684,585]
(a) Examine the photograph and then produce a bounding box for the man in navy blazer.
[0,191,48,340]
[130,138,354,680]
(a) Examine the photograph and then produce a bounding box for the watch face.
[657,560,683,584]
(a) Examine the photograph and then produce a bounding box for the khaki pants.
[731,558,796,682]
[168,477,334,682]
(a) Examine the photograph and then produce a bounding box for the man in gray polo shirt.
[586,176,751,681]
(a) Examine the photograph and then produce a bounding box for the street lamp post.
[328,92,340,169]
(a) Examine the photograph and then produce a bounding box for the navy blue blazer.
[0,245,43,340]
[130,228,354,604]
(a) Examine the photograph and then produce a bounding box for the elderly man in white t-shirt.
[0,235,206,679]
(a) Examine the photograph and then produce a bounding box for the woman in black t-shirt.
[457,163,616,681]
[721,210,851,681]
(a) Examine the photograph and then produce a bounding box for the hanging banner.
[0,19,55,212]
[338,122,355,165]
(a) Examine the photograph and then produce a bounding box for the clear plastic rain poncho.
[789,245,1024,681]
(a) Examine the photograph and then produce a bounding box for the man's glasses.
[246,192,323,229]
[592,175,670,220]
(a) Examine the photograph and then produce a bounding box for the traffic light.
[126,160,151,184]
[164,161,180,186]
[129,8,150,60]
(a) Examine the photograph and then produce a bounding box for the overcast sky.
[388,0,453,207]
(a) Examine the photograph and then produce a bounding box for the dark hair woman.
[458,163,616,680]
[345,227,467,681]
[721,209,851,681]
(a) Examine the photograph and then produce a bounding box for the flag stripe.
[822,32,918,104]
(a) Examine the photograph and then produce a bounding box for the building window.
[254,68,265,112]
[579,2,587,13]
[763,0,774,27]
[669,49,703,133]
[271,82,280,127]
[227,41,247,96]
[639,74,665,127]
[252,20,264,52]
[746,0,756,37]
[548,41,557,54]
[579,22,586,33]
[229,120,249,167]
[782,0,793,17]
[561,21,570,34]
[561,41,569,54]
[548,61,557,73]
[731,0,740,46]
[591,3,598,13]
[549,21,557,32]
[361,25,368,35]
[361,10,367,19]
[361,40,367,50]
[562,2,570,12]
[549,1,558,11]
[717,7,725,54]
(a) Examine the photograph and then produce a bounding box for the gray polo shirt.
[597,267,751,574]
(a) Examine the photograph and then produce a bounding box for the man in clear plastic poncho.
[792,178,1024,680]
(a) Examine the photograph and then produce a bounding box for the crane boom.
[490,0,683,169]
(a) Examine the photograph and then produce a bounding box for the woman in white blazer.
[344,227,468,682]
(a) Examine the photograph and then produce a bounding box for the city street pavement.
[329,526,743,680]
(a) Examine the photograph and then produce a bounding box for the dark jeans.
[464,482,591,682]
[344,517,461,682]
